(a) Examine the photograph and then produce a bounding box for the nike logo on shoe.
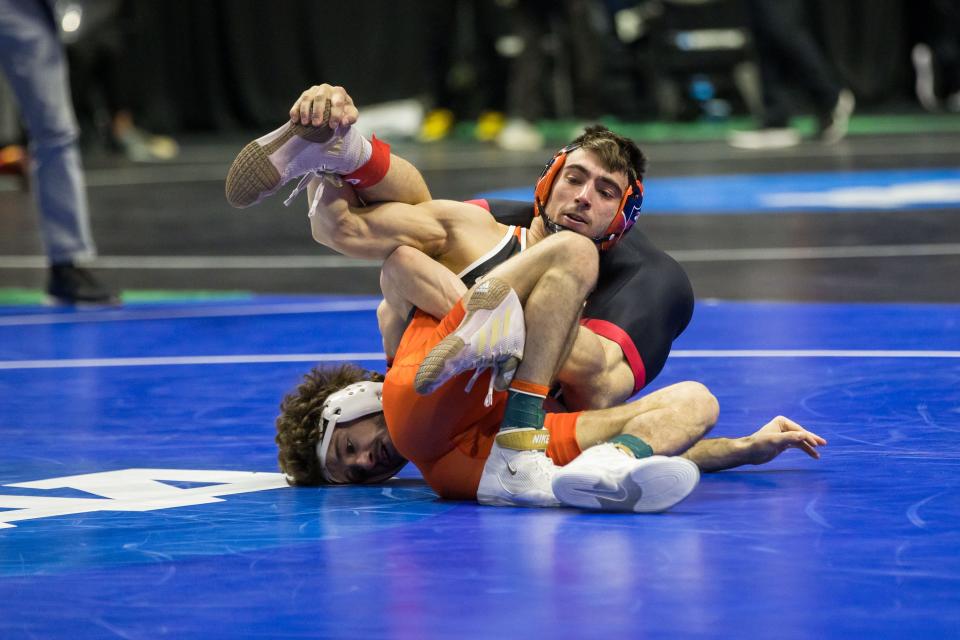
[583,475,644,510]
[573,483,631,502]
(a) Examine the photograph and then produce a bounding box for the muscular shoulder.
[418,199,502,228]
[418,200,509,271]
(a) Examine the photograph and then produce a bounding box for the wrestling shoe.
[477,429,560,507]
[225,112,369,208]
[552,444,700,513]
[727,127,800,150]
[414,277,524,403]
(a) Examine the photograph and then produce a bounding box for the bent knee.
[554,232,599,286]
[672,381,720,430]
[385,245,421,266]
[381,245,418,283]
[558,232,599,263]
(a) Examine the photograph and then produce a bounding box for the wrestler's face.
[543,148,629,239]
[322,412,406,484]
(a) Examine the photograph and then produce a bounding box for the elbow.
[308,197,362,253]
[310,218,360,256]
[309,216,341,249]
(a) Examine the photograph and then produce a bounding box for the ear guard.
[316,381,384,482]
[533,143,644,250]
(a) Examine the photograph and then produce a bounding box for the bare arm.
[377,246,468,358]
[307,173,492,261]
[380,246,466,319]
[308,186,445,259]
[682,416,827,472]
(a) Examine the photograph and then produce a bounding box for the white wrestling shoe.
[225,116,369,208]
[477,429,560,508]
[414,277,524,403]
[552,444,700,513]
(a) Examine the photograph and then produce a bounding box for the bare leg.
[355,153,430,205]
[472,231,599,387]
[226,121,429,210]
[547,381,716,513]
[305,152,428,221]
[573,382,720,456]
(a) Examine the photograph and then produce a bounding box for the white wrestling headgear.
[316,381,384,482]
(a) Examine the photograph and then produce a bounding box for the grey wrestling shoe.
[552,444,700,513]
[225,101,371,209]
[818,89,855,144]
[225,120,333,208]
[414,277,525,403]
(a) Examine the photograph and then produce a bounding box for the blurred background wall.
[103,0,921,134]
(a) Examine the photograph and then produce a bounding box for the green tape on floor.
[0,288,252,305]
[455,113,960,144]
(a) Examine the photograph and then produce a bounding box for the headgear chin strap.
[316,381,384,482]
[533,142,644,250]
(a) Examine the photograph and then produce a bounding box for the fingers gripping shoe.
[477,429,560,507]
[225,110,369,208]
[552,444,700,513]
[414,278,525,404]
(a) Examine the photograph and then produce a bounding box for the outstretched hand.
[744,416,827,466]
[289,84,359,129]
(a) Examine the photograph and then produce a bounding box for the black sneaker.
[46,263,120,306]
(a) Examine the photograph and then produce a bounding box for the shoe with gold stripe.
[414,277,524,404]
[477,428,560,507]
[552,443,700,513]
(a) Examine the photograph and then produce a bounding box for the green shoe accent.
[610,434,654,459]
[501,389,546,432]
[531,113,960,145]
[0,288,251,306]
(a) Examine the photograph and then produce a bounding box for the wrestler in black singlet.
[467,199,694,393]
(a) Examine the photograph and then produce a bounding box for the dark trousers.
[746,0,841,127]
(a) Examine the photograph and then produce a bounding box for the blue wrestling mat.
[479,167,960,213]
[1,296,958,638]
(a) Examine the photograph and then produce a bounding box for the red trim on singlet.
[465,198,491,211]
[580,318,647,393]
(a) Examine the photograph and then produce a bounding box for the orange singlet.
[382,302,583,501]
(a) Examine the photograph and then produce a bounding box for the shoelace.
[285,171,344,218]
[283,171,318,208]
[463,362,500,408]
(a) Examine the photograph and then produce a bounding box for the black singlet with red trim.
[465,199,694,392]
[457,224,525,288]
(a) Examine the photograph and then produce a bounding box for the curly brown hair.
[275,363,385,486]
[570,125,647,182]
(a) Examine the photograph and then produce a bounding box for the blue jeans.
[0,0,96,264]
